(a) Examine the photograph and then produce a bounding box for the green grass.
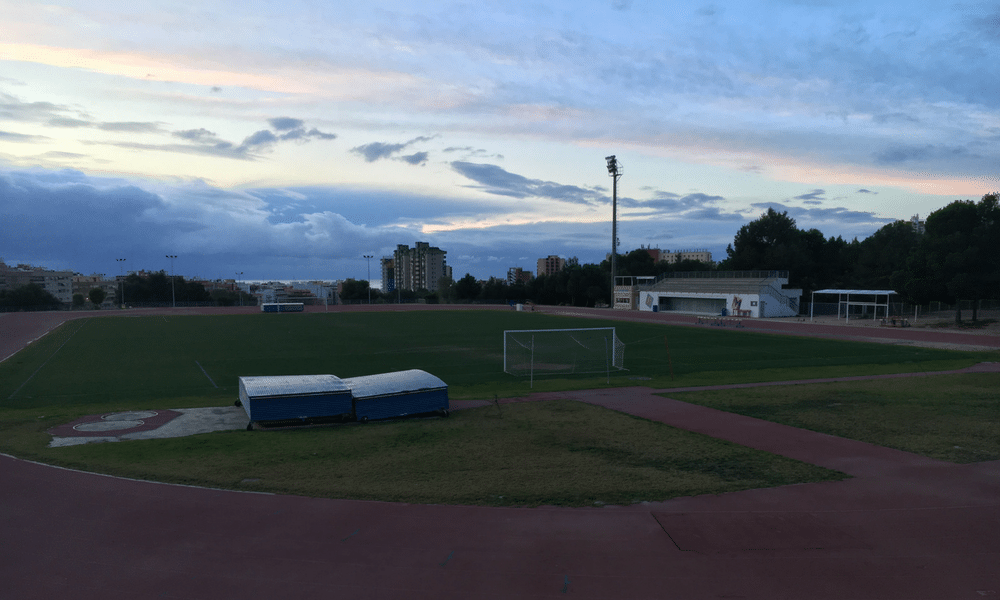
[666,374,1000,463]
[11,400,846,507]
[2,311,989,410]
[0,310,994,505]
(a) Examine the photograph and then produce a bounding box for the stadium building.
[616,271,802,317]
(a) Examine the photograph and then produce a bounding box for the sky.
[1,1,998,284]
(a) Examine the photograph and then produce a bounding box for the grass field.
[667,373,1000,463]
[1,310,995,506]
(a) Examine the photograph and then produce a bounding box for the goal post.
[503,328,625,383]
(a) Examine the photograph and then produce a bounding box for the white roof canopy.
[813,289,896,295]
[810,289,898,321]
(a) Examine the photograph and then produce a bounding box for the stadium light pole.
[236,272,244,307]
[116,258,126,308]
[605,155,622,308]
[166,255,177,308]
[363,255,374,304]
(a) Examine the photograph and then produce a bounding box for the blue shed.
[344,369,449,422]
[238,374,353,425]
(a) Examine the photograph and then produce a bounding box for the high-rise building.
[536,255,565,277]
[392,242,450,292]
[0,261,75,303]
[507,267,533,285]
[380,257,396,292]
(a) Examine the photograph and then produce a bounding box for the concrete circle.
[104,411,158,421]
[75,420,145,432]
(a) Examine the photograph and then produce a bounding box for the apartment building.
[536,255,565,277]
[391,242,450,292]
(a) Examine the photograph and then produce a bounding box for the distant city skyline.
[2,1,997,281]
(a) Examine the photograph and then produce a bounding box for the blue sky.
[1,0,997,283]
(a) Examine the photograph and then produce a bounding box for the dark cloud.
[240,130,279,149]
[857,189,877,194]
[619,190,735,220]
[793,189,825,201]
[268,117,304,131]
[749,202,891,226]
[401,152,429,165]
[0,169,167,261]
[352,141,407,162]
[97,122,163,133]
[172,128,218,142]
[210,86,222,93]
[451,161,602,205]
[351,136,436,163]
[47,117,91,128]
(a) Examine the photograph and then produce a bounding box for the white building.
[626,271,802,318]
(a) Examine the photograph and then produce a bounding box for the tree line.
[718,193,998,321]
[345,193,997,321]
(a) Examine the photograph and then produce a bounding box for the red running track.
[1,307,999,599]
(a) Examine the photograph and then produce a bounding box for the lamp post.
[116,258,126,308]
[166,255,177,308]
[236,272,244,307]
[605,155,622,308]
[363,255,374,304]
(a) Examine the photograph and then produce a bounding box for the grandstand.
[621,271,801,317]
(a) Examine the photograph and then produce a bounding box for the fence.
[806,299,1000,321]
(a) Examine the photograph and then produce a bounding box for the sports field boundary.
[2,306,999,599]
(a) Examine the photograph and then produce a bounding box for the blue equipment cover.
[239,374,352,423]
[344,369,449,421]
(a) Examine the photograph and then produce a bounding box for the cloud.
[47,117,91,128]
[450,161,603,205]
[874,144,973,165]
[268,117,304,131]
[97,122,163,133]
[351,136,435,163]
[0,92,73,122]
[0,130,47,143]
[857,188,877,194]
[400,152,429,165]
[94,119,337,160]
[793,189,826,202]
[0,168,412,277]
[749,202,892,227]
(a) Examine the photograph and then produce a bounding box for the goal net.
[503,328,625,381]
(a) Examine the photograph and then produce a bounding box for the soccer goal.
[503,327,625,385]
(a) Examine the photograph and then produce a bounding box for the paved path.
[1,308,999,599]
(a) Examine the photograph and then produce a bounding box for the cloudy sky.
[1,1,997,283]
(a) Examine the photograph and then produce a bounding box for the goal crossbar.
[503,327,625,385]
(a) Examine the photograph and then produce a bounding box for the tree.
[848,222,920,289]
[88,287,107,308]
[73,293,85,308]
[454,274,481,301]
[339,278,372,302]
[920,194,999,322]
[720,208,843,292]
[0,283,62,310]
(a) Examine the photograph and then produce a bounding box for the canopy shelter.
[810,289,897,323]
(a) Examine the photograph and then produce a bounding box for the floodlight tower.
[166,255,177,308]
[116,258,126,308]
[236,272,244,306]
[363,254,374,304]
[605,155,622,307]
